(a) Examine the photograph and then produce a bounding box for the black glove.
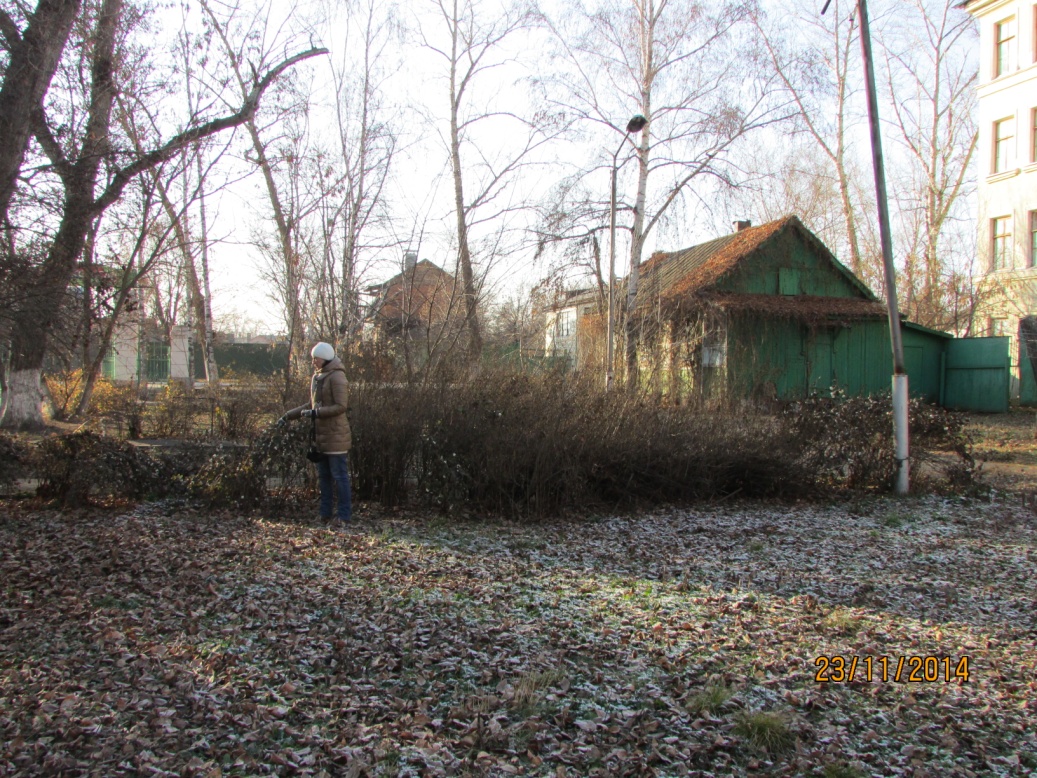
[276,415,289,425]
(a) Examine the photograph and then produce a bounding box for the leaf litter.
[1,493,1036,777]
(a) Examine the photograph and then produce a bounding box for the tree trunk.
[0,2,325,426]
[0,0,122,429]
[448,0,483,365]
[4,317,50,430]
[195,154,219,387]
[0,0,82,223]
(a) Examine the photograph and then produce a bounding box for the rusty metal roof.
[636,216,878,317]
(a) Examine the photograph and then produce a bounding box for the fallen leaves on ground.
[1,494,1036,777]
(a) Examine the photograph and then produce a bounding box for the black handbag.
[306,409,326,463]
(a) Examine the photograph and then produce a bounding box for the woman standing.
[281,342,352,528]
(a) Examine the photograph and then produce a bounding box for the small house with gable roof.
[631,216,1008,409]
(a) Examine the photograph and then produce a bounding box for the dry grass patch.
[733,710,795,754]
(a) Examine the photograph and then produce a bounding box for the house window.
[994,118,1013,173]
[778,268,801,296]
[989,317,1008,337]
[555,310,575,338]
[992,216,1012,270]
[995,17,1015,77]
[701,331,726,367]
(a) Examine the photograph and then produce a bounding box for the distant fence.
[194,343,289,377]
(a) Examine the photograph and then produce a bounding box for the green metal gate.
[941,337,1010,413]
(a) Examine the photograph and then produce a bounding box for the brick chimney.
[733,220,752,233]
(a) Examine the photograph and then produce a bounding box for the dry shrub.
[349,381,430,506]
[33,432,161,506]
[209,371,285,440]
[144,380,199,438]
[88,378,146,437]
[786,392,977,492]
[347,370,811,517]
[185,422,314,508]
[0,433,32,495]
[43,369,85,419]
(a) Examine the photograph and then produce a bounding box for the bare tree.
[0,0,81,229]
[314,0,400,349]
[882,0,977,332]
[198,0,331,393]
[0,0,326,428]
[545,0,789,388]
[422,0,555,364]
[753,0,872,280]
[69,176,187,419]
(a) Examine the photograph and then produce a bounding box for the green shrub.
[733,710,795,754]
[685,683,732,716]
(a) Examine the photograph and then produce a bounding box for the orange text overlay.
[814,655,970,683]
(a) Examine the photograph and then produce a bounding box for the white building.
[966,0,1037,371]
[543,288,605,367]
[103,322,192,383]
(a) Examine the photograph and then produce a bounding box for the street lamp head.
[626,114,648,133]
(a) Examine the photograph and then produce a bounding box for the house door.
[806,330,834,396]
[942,337,1010,412]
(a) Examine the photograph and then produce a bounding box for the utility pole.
[826,0,910,494]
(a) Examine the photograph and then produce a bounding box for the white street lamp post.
[606,114,648,391]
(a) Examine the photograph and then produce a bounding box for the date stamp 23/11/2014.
[814,655,970,684]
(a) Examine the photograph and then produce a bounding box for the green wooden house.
[634,216,1009,411]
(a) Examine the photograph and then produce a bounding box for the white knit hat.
[311,342,335,361]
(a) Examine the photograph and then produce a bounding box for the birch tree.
[545,0,788,387]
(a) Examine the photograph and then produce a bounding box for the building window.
[1032,107,1037,163]
[1031,210,1037,268]
[102,346,117,380]
[992,216,1012,270]
[995,17,1015,76]
[144,342,170,381]
[994,118,1013,173]
[988,317,1008,337]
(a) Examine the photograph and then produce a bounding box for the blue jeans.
[317,453,352,522]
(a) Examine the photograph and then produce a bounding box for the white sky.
[172,0,979,335]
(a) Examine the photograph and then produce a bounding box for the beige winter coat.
[287,357,352,453]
